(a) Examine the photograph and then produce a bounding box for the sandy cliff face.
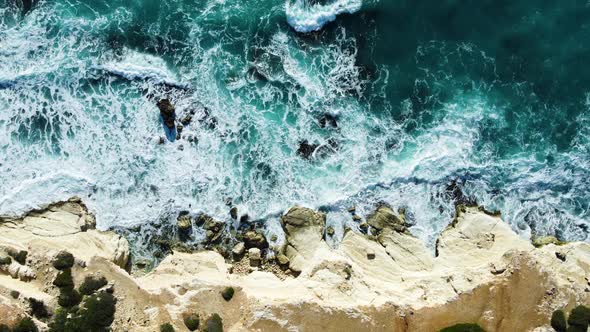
[0,200,588,331]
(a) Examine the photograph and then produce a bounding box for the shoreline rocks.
[0,199,589,331]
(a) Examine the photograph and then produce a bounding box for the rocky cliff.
[0,200,588,331]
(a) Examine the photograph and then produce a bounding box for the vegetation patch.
[52,251,74,270]
[204,314,223,332]
[57,287,81,308]
[439,323,485,332]
[50,292,117,331]
[12,317,38,332]
[548,305,590,332]
[551,309,567,332]
[28,298,49,319]
[78,275,108,296]
[183,313,200,331]
[221,287,234,301]
[160,323,175,332]
[53,269,74,288]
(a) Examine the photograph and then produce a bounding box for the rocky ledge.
[0,200,589,331]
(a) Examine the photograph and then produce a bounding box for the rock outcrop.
[0,200,589,331]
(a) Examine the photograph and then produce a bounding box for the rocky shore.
[0,199,589,331]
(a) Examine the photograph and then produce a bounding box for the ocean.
[1,0,590,249]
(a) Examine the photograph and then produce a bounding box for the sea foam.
[286,0,362,33]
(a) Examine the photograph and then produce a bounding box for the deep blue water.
[1,0,590,247]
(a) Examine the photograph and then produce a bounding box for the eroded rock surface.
[0,201,589,332]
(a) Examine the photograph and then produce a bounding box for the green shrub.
[48,308,69,332]
[57,287,81,308]
[28,298,49,319]
[9,250,28,265]
[78,275,108,295]
[439,323,485,332]
[74,292,117,330]
[221,287,234,301]
[204,314,223,332]
[12,317,38,332]
[183,313,200,331]
[160,323,175,332]
[551,309,567,332]
[53,269,74,288]
[0,255,11,265]
[568,305,590,329]
[52,251,74,270]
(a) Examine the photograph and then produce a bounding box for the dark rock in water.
[198,215,224,244]
[230,207,238,220]
[177,124,184,134]
[243,230,268,249]
[318,114,338,128]
[239,214,249,223]
[326,226,335,237]
[297,140,319,159]
[446,179,476,206]
[177,213,192,240]
[181,114,192,126]
[157,99,176,129]
[157,99,177,142]
[247,66,268,82]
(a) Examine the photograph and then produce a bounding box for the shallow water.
[1,0,590,247]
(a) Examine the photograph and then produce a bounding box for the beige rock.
[0,200,129,269]
[1,202,590,332]
[248,248,261,267]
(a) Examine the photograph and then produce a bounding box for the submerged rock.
[157,99,176,129]
[297,140,319,159]
[318,114,338,128]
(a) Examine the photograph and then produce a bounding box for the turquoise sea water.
[1,0,590,246]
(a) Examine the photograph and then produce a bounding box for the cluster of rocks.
[155,99,217,144]
[167,202,413,278]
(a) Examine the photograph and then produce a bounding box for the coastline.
[0,198,588,331]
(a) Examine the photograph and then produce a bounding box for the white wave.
[286,0,362,33]
[93,51,190,89]
[0,172,93,217]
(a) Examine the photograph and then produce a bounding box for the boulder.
[197,215,224,244]
[243,231,268,249]
[281,207,327,272]
[157,99,176,129]
[366,205,407,234]
[297,140,319,159]
[177,214,192,239]
[532,235,564,248]
[232,242,245,259]
[248,248,261,267]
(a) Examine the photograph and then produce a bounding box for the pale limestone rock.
[1,202,590,332]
